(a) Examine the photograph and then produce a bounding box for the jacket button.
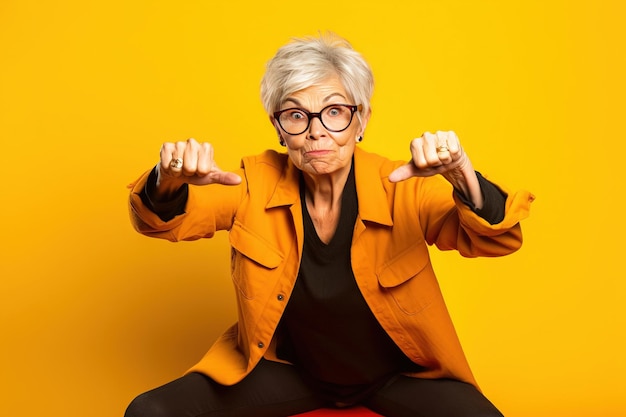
[277,294,284,301]
[257,342,265,349]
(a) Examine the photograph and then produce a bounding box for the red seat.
[291,406,382,416]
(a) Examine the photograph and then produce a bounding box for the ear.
[358,108,372,136]
[270,115,286,146]
[269,114,281,133]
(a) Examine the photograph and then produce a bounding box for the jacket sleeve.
[127,167,247,242]
[417,173,534,257]
[453,171,506,225]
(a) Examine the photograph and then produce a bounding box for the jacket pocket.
[229,220,284,300]
[229,220,283,268]
[376,239,434,315]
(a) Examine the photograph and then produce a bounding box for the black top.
[276,165,423,405]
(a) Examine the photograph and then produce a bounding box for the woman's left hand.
[389,131,484,209]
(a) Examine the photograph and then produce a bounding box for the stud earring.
[356,135,363,143]
[278,136,286,147]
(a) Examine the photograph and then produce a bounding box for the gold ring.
[436,146,449,153]
[170,158,183,169]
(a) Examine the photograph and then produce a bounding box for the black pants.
[124,359,503,417]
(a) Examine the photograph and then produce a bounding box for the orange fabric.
[129,147,534,390]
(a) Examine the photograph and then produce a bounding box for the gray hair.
[260,33,374,122]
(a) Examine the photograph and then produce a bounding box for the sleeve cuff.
[139,167,189,222]
[454,171,507,225]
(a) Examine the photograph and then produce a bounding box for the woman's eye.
[327,107,344,117]
[289,111,305,120]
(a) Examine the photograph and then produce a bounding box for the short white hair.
[261,32,374,121]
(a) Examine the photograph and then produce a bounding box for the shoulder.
[243,149,288,165]
[353,146,449,208]
[239,150,293,193]
[241,149,288,172]
[353,146,406,183]
[240,149,289,173]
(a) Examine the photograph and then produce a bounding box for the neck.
[302,164,351,210]
[301,164,351,245]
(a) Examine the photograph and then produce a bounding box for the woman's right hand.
[155,138,241,199]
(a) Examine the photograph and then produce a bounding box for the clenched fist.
[155,138,241,200]
[389,131,483,209]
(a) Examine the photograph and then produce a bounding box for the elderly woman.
[126,33,533,417]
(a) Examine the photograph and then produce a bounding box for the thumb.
[388,163,418,183]
[215,171,242,186]
[190,166,242,186]
[206,160,241,185]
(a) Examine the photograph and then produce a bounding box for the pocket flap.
[229,220,283,269]
[377,240,430,288]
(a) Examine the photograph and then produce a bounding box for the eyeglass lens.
[278,105,354,135]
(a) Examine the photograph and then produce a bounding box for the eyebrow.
[284,92,348,107]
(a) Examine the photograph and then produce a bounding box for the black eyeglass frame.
[273,104,362,135]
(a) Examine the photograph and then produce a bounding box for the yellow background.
[1,1,624,416]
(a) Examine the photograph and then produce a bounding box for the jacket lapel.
[265,156,305,254]
[353,147,394,227]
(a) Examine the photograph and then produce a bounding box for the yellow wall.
[1,1,624,416]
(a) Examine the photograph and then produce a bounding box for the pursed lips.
[304,149,332,157]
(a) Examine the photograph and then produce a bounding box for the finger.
[196,142,214,176]
[160,142,175,172]
[388,163,418,183]
[161,141,186,177]
[418,132,442,169]
[182,138,201,176]
[223,172,242,185]
[410,136,429,169]
[189,162,242,186]
[434,131,452,163]
[185,143,242,186]
[210,168,242,186]
[444,130,461,158]
[159,142,185,178]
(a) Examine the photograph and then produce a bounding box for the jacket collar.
[266,157,301,209]
[266,147,393,227]
[353,147,393,226]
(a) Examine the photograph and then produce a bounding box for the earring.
[356,135,363,143]
[278,136,286,147]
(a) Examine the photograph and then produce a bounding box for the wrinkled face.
[273,75,369,177]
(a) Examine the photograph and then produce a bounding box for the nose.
[307,115,325,140]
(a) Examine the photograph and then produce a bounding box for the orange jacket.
[129,147,533,388]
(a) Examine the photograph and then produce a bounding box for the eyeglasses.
[273,104,362,135]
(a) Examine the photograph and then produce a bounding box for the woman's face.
[273,75,369,177]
